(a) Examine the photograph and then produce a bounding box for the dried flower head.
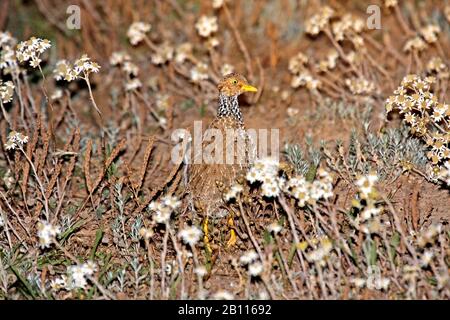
[127,22,151,45]
[190,62,209,82]
[195,16,218,38]
[37,221,61,249]
[178,226,203,246]
[16,37,51,68]
[305,6,334,36]
[0,80,14,103]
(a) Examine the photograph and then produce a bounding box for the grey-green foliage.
[284,136,322,176]
[339,125,428,180]
[306,99,373,123]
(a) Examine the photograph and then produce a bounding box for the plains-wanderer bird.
[187,73,257,251]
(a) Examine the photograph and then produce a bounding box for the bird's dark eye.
[232,79,238,85]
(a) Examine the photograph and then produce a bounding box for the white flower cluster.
[285,168,334,206]
[305,6,334,36]
[239,250,263,277]
[224,184,243,201]
[355,173,378,199]
[151,42,174,65]
[417,224,442,248]
[345,77,376,95]
[16,37,51,68]
[305,237,333,264]
[0,31,18,75]
[420,25,441,44]
[246,157,282,197]
[4,130,28,151]
[212,0,224,9]
[403,36,427,53]
[331,14,365,42]
[0,31,15,48]
[351,274,390,291]
[37,220,61,249]
[190,62,209,82]
[53,55,100,81]
[316,50,339,72]
[127,22,151,46]
[148,195,181,224]
[178,225,203,247]
[125,78,142,91]
[195,16,218,38]
[0,80,14,103]
[246,158,334,203]
[175,42,193,64]
[212,290,234,300]
[110,51,131,66]
[353,173,384,234]
[288,52,308,74]
[220,63,234,76]
[66,261,97,289]
[290,71,321,91]
[439,161,450,186]
[110,51,139,76]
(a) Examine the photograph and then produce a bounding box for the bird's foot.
[226,215,237,248]
[202,217,212,255]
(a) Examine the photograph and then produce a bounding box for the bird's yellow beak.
[241,84,258,92]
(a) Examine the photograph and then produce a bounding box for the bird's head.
[217,73,257,97]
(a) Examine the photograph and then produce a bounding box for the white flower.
[139,227,154,240]
[361,205,382,221]
[306,238,333,263]
[351,278,366,288]
[261,181,280,197]
[267,222,282,235]
[220,63,234,76]
[67,266,87,289]
[178,226,203,246]
[15,37,51,68]
[50,276,67,291]
[127,22,151,45]
[212,290,234,300]
[37,221,61,249]
[420,250,434,267]
[190,63,209,82]
[224,184,243,201]
[356,173,378,198]
[248,262,263,277]
[4,139,16,151]
[239,250,258,265]
[212,0,224,9]
[73,54,100,75]
[0,80,14,103]
[0,31,16,48]
[195,16,218,38]
[51,89,63,100]
[175,43,193,64]
[153,206,172,224]
[81,261,97,275]
[194,266,207,277]
[151,42,174,65]
[122,61,139,76]
[125,79,142,91]
[162,195,181,210]
[109,51,131,66]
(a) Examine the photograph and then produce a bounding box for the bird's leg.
[226,211,237,248]
[202,216,212,255]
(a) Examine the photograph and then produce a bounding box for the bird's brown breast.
[188,116,250,214]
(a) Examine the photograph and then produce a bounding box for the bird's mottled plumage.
[188,73,257,217]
